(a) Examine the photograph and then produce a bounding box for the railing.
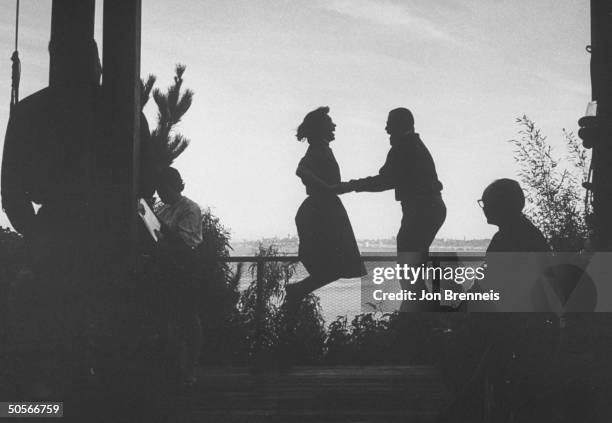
[220,253,486,354]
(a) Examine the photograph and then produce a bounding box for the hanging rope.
[10,0,21,111]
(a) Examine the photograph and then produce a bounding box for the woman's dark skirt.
[296,194,366,280]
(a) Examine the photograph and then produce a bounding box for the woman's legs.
[285,275,337,302]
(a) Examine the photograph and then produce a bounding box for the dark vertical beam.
[589,0,612,250]
[590,0,612,109]
[50,0,96,86]
[101,0,142,263]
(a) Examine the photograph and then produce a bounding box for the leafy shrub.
[286,293,326,362]
[510,116,591,251]
[325,312,473,365]
[237,244,326,362]
[325,313,398,364]
[194,209,244,362]
[139,65,193,199]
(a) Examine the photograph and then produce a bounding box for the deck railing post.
[254,258,265,357]
[431,256,442,307]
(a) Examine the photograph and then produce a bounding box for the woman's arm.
[296,163,335,193]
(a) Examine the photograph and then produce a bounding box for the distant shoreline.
[230,238,489,256]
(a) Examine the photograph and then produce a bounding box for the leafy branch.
[509,115,591,251]
[140,64,194,171]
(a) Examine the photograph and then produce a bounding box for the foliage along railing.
[220,253,485,355]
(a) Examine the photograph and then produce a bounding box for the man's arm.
[349,149,395,193]
[1,112,36,238]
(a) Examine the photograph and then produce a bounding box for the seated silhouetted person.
[452,179,551,421]
[470,178,550,309]
[154,167,203,387]
[480,178,549,253]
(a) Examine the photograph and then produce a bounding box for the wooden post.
[86,0,143,401]
[254,259,266,357]
[50,0,96,86]
[100,0,142,264]
[589,0,612,250]
[431,256,441,298]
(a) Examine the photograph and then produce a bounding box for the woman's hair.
[157,166,185,193]
[296,106,330,142]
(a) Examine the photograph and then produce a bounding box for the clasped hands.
[331,180,356,195]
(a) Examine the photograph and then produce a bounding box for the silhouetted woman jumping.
[285,107,366,302]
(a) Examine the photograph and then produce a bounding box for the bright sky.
[0,0,591,241]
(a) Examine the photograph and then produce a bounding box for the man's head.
[480,178,525,225]
[386,108,415,136]
[156,167,184,205]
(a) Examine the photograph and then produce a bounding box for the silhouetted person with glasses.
[338,108,446,309]
[470,179,550,307]
[471,178,550,311]
[440,179,552,422]
[285,107,366,302]
[479,178,549,253]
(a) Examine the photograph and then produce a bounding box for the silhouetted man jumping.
[338,108,446,309]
